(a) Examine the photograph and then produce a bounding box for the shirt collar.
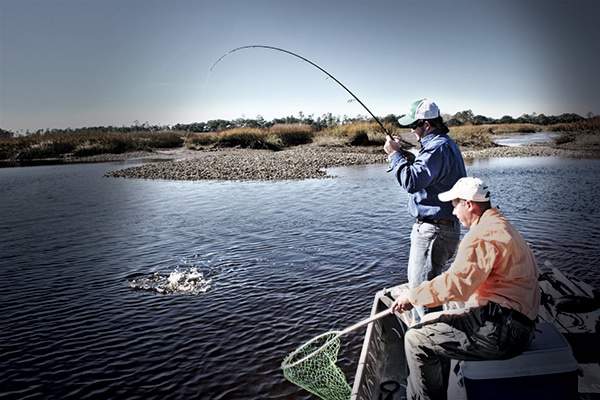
[471,207,498,227]
[419,128,441,147]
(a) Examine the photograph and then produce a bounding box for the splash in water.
[130,267,212,294]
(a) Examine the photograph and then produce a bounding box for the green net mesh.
[281,331,352,400]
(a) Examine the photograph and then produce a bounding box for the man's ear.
[465,200,476,212]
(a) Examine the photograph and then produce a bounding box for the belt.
[416,217,456,227]
[481,302,535,328]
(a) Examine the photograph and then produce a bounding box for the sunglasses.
[410,120,425,130]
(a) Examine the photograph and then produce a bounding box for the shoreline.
[100,144,598,181]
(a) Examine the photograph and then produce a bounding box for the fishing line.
[210,45,411,148]
[198,68,213,105]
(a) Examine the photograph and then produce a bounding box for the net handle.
[338,308,392,337]
[281,308,393,370]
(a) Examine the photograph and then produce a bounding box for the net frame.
[281,309,391,400]
[281,330,342,369]
[281,330,352,400]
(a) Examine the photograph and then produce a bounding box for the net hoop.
[281,330,341,370]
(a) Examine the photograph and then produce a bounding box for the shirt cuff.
[407,287,422,306]
[388,151,408,171]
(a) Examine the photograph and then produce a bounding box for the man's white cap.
[438,177,491,202]
[398,98,440,126]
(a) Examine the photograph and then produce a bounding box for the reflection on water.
[0,157,598,399]
[494,131,559,147]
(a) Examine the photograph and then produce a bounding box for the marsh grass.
[448,124,550,148]
[186,124,314,150]
[0,131,184,160]
[486,124,539,134]
[448,126,496,149]
[1,120,597,161]
[313,122,398,147]
[549,117,600,148]
[269,124,314,146]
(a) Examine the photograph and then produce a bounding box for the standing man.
[384,98,466,322]
[391,177,540,400]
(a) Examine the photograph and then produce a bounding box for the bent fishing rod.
[210,45,412,152]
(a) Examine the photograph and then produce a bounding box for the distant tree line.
[444,110,590,127]
[0,110,592,138]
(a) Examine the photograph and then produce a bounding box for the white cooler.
[461,323,579,400]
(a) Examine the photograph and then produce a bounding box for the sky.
[1,0,598,132]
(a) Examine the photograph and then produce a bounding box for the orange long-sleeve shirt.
[408,207,540,321]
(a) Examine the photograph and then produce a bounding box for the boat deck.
[352,280,600,400]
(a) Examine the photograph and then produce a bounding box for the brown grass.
[549,117,600,149]
[2,119,598,161]
[448,126,496,149]
[0,131,183,160]
[314,122,400,146]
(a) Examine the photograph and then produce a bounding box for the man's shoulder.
[475,209,515,239]
[478,208,506,224]
[420,135,462,162]
[424,132,458,149]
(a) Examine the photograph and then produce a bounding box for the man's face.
[452,198,471,228]
[410,120,427,140]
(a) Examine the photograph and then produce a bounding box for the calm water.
[494,131,560,146]
[1,156,599,399]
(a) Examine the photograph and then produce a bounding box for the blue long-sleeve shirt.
[389,130,466,221]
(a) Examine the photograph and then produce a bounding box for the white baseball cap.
[438,177,491,202]
[398,98,440,126]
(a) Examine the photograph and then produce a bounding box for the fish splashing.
[130,267,212,294]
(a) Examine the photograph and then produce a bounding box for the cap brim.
[398,115,417,126]
[438,189,458,202]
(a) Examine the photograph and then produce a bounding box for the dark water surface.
[1,156,598,399]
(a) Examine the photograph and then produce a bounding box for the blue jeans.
[407,221,460,322]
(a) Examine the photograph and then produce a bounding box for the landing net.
[281,331,351,400]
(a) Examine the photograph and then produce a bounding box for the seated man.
[391,177,540,400]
